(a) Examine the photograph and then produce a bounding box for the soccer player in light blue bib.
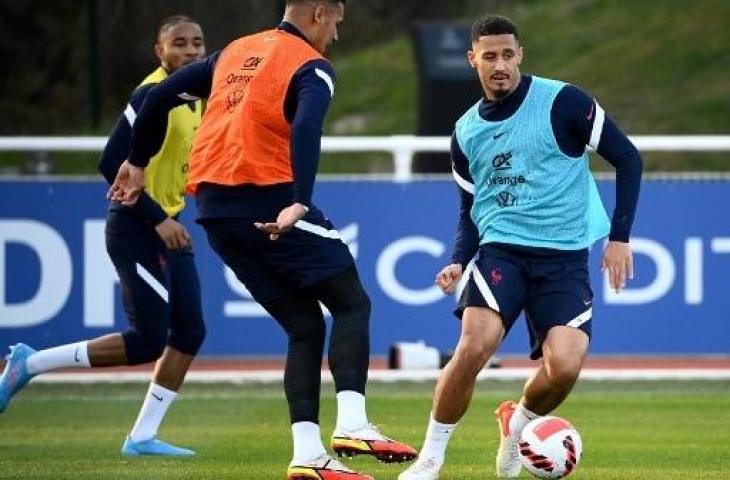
[401,15,642,480]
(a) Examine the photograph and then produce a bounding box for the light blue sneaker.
[121,436,196,457]
[0,343,37,413]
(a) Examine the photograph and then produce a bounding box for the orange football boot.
[331,424,418,463]
[287,454,374,480]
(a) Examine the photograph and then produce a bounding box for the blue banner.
[1,178,728,356]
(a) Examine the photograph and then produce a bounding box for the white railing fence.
[1,135,729,182]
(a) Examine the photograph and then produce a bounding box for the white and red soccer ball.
[518,416,582,479]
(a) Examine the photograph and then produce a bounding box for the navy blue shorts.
[202,206,354,304]
[456,243,593,359]
[106,209,205,359]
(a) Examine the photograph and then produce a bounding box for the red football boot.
[331,424,418,463]
[287,454,374,480]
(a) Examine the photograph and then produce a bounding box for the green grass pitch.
[1,380,729,479]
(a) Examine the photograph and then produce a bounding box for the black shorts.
[456,243,593,359]
[202,205,354,304]
[105,208,204,355]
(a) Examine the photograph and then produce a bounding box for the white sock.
[291,422,327,464]
[26,341,90,374]
[129,383,177,442]
[508,403,540,439]
[419,413,457,465]
[335,390,369,432]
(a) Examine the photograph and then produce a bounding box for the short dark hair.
[158,14,199,39]
[471,15,520,43]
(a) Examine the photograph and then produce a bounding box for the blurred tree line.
[0,0,482,135]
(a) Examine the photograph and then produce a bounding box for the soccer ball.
[518,416,582,479]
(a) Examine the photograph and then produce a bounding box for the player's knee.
[136,336,166,363]
[455,335,494,373]
[341,289,371,333]
[332,284,370,318]
[320,267,371,328]
[189,322,206,351]
[289,319,326,343]
[261,294,327,343]
[123,329,167,365]
[545,355,583,386]
[169,322,206,355]
[325,291,370,348]
[353,290,371,322]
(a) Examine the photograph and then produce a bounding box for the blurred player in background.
[400,15,642,480]
[0,15,207,457]
[107,1,417,478]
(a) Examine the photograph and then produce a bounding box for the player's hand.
[601,240,633,293]
[155,218,192,250]
[254,203,308,241]
[107,160,145,206]
[436,263,464,294]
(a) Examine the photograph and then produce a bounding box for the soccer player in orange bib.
[108,1,416,478]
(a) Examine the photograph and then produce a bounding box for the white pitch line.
[27,368,730,384]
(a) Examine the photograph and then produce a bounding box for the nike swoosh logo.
[493,131,507,140]
[151,393,164,402]
[74,346,80,362]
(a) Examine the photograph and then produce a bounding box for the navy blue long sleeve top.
[127,22,335,219]
[451,75,643,267]
[98,84,168,226]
